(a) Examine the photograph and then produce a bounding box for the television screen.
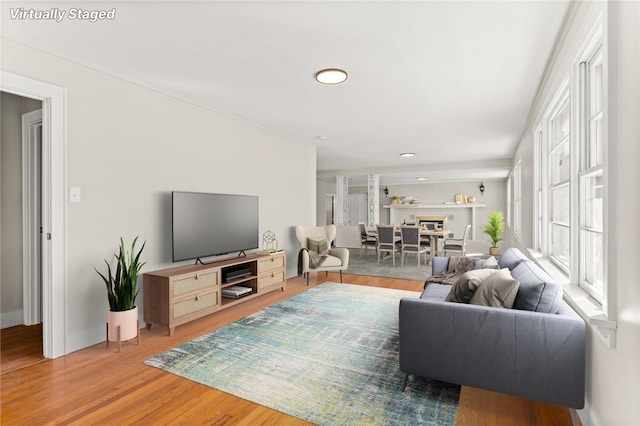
[172,191,259,262]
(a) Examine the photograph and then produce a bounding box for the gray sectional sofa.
[399,248,585,410]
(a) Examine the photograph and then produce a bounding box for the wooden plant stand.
[106,320,140,352]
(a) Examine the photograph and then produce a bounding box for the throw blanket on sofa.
[297,248,327,274]
[427,256,477,286]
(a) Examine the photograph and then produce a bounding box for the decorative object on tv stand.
[95,236,145,352]
[390,195,402,205]
[482,211,505,256]
[261,230,278,253]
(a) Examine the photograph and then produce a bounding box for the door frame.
[2,71,67,359]
[22,109,43,326]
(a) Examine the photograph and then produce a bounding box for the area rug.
[145,282,460,425]
[346,248,433,282]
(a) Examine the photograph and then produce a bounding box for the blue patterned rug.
[145,282,460,425]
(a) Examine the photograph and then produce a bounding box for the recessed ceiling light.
[400,152,416,158]
[315,68,348,84]
[316,136,328,140]
[416,177,427,181]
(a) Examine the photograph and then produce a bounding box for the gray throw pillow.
[445,268,500,303]
[469,268,520,308]
[307,237,329,254]
[481,256,499,269]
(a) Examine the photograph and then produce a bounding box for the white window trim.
[529,12,615,348]
[513,161,522,239]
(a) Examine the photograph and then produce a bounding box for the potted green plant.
[390,195,402,205]
[95,236,146,350]
[482,211,504,256]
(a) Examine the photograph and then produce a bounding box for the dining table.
[367,226,447,264]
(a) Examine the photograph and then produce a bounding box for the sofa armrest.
[399,297,585,409]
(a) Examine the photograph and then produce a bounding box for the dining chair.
[443,224,472,257]
[358,222,378,258]
[376,225,401,266]
[400,226,429,267]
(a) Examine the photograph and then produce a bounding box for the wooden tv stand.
[143,251,286,336]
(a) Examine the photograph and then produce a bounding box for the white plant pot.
[107,306,138,342]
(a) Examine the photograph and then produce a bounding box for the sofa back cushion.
[498,247,529,270]
[511,261,563,313]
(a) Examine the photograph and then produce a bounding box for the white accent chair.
[443,224,472,257]
[295,225,350,285]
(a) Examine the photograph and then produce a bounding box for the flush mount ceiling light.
[315,68,348,84]
[416,177,427,181]
[400,152,416,158]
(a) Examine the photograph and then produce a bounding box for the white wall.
[509,2,640,425]
[1,37,316,353]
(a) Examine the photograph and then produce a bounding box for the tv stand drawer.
[173,271,218,297]
[258,254,285,273]
[258,271,285,290]
[172,291,218,320]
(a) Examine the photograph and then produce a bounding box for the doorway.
[0,95,44,373]
[1,71,68,359]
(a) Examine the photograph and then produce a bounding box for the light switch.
[70,187,81,203]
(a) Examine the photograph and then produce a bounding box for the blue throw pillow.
[511,261,563,313]
[498,248,528,270]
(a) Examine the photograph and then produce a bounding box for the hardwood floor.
[0,273,576,425]
[0,323,44,375]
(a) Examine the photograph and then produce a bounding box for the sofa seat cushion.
[511,261,563,313]
[469,268,520,308]
[498,247,529,270]
[445,268,500,303]
[420,283,451,300]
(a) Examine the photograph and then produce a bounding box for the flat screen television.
[172,191,259,263]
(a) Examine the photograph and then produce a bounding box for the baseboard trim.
[1,309,24,329]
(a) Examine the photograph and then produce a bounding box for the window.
[532,17,611,345]
[534,23,606,301]
[533,125,543,252]
[513,161,522,237]
[547,93,571,271]
[578,45,604,301]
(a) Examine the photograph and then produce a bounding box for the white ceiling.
[2,0,570,185]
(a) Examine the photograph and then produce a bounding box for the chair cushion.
[318,254,343,268]
[307,237,329,254]
[511,261,564,313]
[469,268,520,308]
[443,243,463,250]
[445,268,500,303]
